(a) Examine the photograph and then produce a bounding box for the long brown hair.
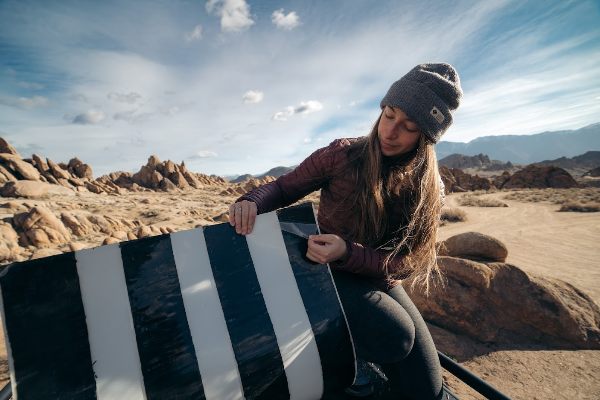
[346,113,443,292]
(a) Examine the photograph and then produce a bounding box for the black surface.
[0,253,97,399]
[204,223,289,399]
[120,234,205,400]
[277,203,356,396]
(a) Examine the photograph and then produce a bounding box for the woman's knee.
[376,320,415,363]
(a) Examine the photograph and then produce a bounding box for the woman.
[229,63,462,400]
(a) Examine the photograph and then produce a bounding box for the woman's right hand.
[228,200,257,235]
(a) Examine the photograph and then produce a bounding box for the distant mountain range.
[436,122,600,163]
[228,123,600,181]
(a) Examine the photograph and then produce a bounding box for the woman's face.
[377,106,422,157]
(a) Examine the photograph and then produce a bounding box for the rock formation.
[407,232,600,349]
[439,166,493,192]
[502,165,579,189]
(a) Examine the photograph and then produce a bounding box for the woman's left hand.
[306,234,347,264]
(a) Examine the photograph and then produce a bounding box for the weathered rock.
[61,212,96,236]
[0,138,20,156]
[47,158,71,180]
[440,232,508,262]
[0,201,27,212]
[502,165,578,189]
[69,242,87,252]
[67,157,93,179]
[0,164,17,183]
[1,181,47,198]
[13,206,71,247]
[183,171,204,188]
[102,237,121,245]
[137,226,153,238]
[439,166,493,192]
[147,155,161,167]
[30,248,62,259]
[159,178,178,192]
[31,154,48,173]
[406,257,600,349]
[168,171,190,189]
[0,153,41,180]
[492,171,511,189]
[0,222,22,262]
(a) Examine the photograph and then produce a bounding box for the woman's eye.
[385,113,394,119]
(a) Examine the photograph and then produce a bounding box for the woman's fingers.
[307,234,347,263]
[228,201,257,235]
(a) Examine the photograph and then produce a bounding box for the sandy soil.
[0,188,598,399]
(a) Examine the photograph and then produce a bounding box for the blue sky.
[1,0,599,176]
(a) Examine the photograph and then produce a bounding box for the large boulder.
[0,181,48,198]
[0,138,20,156]
[13,206,72,247]
[439,232,508,262]
[0,154,41,181]
[67,157,93,179]
[406,253,600,349]
[502,165,578,189]
[0,222,22,262]
[47,158,72,180]
[439,166,493,192]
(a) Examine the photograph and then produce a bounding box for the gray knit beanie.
[380,63,462,143]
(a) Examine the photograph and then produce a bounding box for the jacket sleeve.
[237,139,345,214]
[330,240,411,279]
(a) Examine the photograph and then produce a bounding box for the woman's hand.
[228,200,257,235]
[306,234,347,264]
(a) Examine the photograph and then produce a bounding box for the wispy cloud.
[0,95,49,109]
[188,150,218,159]
[107,92,142,104]
[272,9,300,30]
[205,0,254,33]
[243,90,264,104]
[72,110,105,125]
[185,25,203,42]
[273,101,323,121]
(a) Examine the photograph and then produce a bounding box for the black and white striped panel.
[0,202,355,399]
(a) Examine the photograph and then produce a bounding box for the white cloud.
[205,0,254,33]
[185,25,203,42]
[272,101,323,121]
[271,9,300,30]
[189,150,219,159]
[272,106,295,121]
[295,100,323,114]
[72,110,105,125]
[107,91,142,104]
[18,81,45,90]
[0,95,49,109]
[243,90,264,104]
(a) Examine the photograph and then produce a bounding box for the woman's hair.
[346,113,444,293]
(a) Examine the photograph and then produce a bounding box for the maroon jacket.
[239,138,416,290]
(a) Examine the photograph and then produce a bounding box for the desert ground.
[0,187,599,399]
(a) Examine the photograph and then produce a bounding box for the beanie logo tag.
[430,106,445,124]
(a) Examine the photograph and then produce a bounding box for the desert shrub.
[459,194,508,207]
[441,207,467,222]
[504,188,600,206]
[559,201,600,212]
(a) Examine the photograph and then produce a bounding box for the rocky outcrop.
[439,166,493,192]
[61,211,140,236]
[0,222,22,263]
[502,165,579,189]
[13,206,72,247]
[0,181,75,199]
[407,233,600,349]
[0,154,41,181]
[0,138,20,156]
[583,166,600,177]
